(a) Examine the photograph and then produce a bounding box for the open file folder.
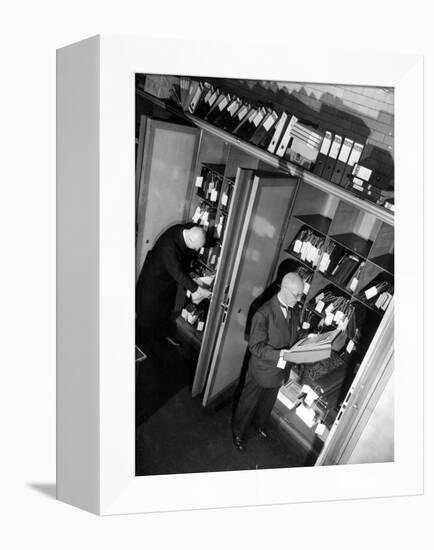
[283,328,346,364]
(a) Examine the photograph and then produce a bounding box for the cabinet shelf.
[137,89,394,226]
[330,233,373,259]
[294,214,332,236]
[369,253,394,275]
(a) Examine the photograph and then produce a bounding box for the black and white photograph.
[135,73,395,476]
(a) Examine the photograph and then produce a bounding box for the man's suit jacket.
[248,295,301,388]
[136,224,198,327]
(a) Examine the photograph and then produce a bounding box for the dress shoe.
[165,335,182,347]
[256,427,269,439]
[232,433,246,452]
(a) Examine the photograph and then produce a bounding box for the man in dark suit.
[232,272,304,452]
[136,223,211,349]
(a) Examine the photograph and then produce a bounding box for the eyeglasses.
[284,287,303,301]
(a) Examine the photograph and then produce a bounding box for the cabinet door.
[193,170,298,405]
[136,119,200,279]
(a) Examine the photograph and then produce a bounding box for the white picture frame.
[56,34,423,515]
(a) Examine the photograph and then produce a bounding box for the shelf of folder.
[294,214,332,236]
[329,233,373,259]
[137,89,394,226]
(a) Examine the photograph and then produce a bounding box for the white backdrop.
[1,0,433,547]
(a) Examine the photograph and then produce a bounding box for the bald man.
[232,272,304,451]
[136,223,210,348]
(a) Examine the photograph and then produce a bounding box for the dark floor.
[135,336,314,476]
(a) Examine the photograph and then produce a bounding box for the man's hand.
[191,286,212,304]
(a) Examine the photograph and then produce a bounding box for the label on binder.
[181,308,188,320]
[346,340,355,354]
[325,311,334,325]
[210,188,218,202]
[192,207,201,223]
[221,192,228,207]
[319,131,333,155]
[381,292,393,310]
[311,246,320,266]
[195,176,203,188]
[276,115,297,157]
[334,310,344,323]
[186,290,191,298]
[375,293,387,309]
[228,99,240,116]
[302,322,310,330]
[316,300,325,313]
[237,105,249,120]
[319,253,329,272]
[347,142,364,166]
[293,239,302,254]
[315,423,326,436]
[252,109,265,127]
[210,254,217,265]
[189,86,203,112]
[197,321,204,332]
[203,87,213,103]
[263,112,278,131]
[247,108,258,123]
[353,177,365,186]
[315,292,324,303]
[303,281,310,295]
[201,211,209,223]
[325,303,334,314]
[208,91,218,107]
[337,137,353,163]
[218,96,229,111]
[267,112,288,153]
[329,135,342,159]
[353,164,372,181]
[349,277,358,292]
[365,286,378,299]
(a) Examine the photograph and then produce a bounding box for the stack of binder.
[351,163,394,206]
[329,253,363,287]
[170,78,394,212]
[318,241,340,274]
[345,261,365,293]
[301,307,322,332]
[195,167,224,203]
[198,245,220,269]
[310,290,354,332]
[289,228,326,268]
[357,280,393,311]
[191,202,216,236]
[313,132,365,189]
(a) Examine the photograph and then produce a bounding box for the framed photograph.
[56,35,423,515]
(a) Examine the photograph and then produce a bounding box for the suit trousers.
[232,371,280,439]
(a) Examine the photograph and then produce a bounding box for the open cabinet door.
[136,119,200,280]
[192,169,298,405]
